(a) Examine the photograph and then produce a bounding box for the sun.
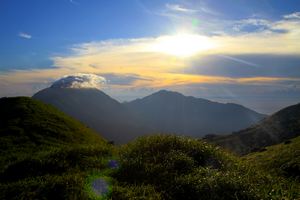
[151,33,217,57]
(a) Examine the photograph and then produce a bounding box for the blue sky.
[1,0,299,70]
[0,0,300,114]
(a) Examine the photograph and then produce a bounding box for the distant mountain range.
[206,102,300,155]
[125,90,265,135]
[33,87,266,143]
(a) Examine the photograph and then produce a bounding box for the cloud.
[283,12,300,20]
[101,73,152,85]
[232,18,271,32]
[18,32,32,39]
[51,73,106,89]
[165,4,196,13]
[186,54,300,78]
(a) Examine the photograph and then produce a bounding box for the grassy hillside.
[207,102,300,155]
[0,97,114,200]
[111,135,299,200]
[245,135,300,181]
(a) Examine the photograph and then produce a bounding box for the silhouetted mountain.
[33,87,151,144]
[207,102,300,155]
[125,90,266,136]
[33,88,264,143]
[33,88,265,143]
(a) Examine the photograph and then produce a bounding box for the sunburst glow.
[150,33,217,57]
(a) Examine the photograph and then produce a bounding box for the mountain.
[125,90,266,136]
[33,87,152,144]
[34,88,265,143]
[0,97,114,199]
[207,102,300,155]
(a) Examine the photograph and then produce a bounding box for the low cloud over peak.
[51,73,106,89]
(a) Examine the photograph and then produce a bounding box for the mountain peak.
[151,90,184,97]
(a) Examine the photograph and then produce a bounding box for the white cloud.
[18,32,32,39]
[51,73,106,89]
[283,12,300,20]
[232,18,272,32]
[165,4,196,13]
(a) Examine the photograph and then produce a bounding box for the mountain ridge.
[125,89,266,136]
[207,102,300,155]
[33,87,266,143]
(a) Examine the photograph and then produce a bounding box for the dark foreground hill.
[207,102,300,155]
[0,97,114,199]
[0,97,298,199]
[34,88,265,143]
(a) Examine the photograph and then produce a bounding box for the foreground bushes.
[1,133,299,199]
[0,144,113,200]
[112,135,299,200]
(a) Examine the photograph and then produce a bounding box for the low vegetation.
[111,135,299,200]
[245,136,300,181]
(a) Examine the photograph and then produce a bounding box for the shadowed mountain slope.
[207,102,300,155]
[33,87,151,144]
[125,90,266,136]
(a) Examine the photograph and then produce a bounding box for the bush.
[112,135,286,199]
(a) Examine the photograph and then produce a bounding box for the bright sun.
[151,33,217,57]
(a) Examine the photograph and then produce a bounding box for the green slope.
[0,97,114,200]
[245,136,300,181]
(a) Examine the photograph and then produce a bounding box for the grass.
[85,170,114,200]
[245,136,300,181]
[110,135,300,200]
[0,97,115,200]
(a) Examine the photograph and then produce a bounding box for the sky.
[0,0,300,114]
